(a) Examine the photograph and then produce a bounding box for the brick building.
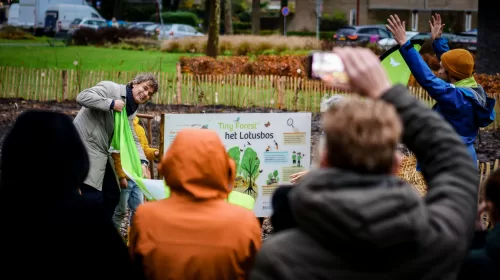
[257,0,477,33]
[323,0,477,32]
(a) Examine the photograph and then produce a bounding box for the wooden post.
[159,114,165,180]
[176,63,182,104]
[277,76,284,109]
[62,70,68,101]
[147,118,154,179]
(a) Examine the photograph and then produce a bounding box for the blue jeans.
[112,180,144,229]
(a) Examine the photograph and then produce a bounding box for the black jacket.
[0,110,141,280]
[458,225,500,280]
[250,85,479,280]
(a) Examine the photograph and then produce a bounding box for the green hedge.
[233,22,252,30]
[152,12,199,27]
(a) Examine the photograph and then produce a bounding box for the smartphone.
[306,51,349,83]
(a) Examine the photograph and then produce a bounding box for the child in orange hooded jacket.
[129,128,262,280]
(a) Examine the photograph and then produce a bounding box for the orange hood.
[158,128,235,200]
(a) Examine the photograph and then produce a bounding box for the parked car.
[44,4,103,34]
[410,32,457,41]
[452,32,477,52]
[334,25,392,45]
[154,24,204,40]
[378,31,419,49]
[67,17,107,35]
[144,24,161,37]
[128,21,155,30]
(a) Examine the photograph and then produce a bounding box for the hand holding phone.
[310,48,391,99]
[306,52,349,84]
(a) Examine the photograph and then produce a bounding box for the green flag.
[110,110,256,210]
[110,109,167,200]
[381,42,422,86]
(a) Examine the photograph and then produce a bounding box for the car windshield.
[72,18,82,24]
[96,21,107,28]
[145,24,159,31]
[160,24,173,30]
[337,28,355,35]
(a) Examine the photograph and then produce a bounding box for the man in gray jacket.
[73,73,158,220]
[250,48,479,279]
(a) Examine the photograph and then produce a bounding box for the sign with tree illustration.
[163,113,312,217]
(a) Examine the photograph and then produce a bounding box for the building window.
[411,11,419,32]
[349,9,357,26]
[465,12,472,31]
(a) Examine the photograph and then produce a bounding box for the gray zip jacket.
[73,81,147,191]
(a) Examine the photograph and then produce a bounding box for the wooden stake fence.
[1,66,500,129]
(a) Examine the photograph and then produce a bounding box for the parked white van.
[17,0,87,32]
[7,4,20,26]
[44,4,103,33]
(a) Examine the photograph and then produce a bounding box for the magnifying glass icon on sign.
[287,118,294,128]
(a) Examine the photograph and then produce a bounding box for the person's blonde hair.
[322,97,402,174]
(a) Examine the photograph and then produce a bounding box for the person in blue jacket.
[386,14,495,170]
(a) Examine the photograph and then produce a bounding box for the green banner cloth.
[381,43,422,86]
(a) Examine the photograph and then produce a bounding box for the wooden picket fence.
[1,66,500,129]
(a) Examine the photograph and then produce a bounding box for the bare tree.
[476,0,500,74]
[252,0,260,35]
[223,0,233,34]
[206,0,221,57]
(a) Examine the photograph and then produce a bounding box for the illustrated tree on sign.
[240,148,260,195]
[227,146,241,175]
[266,170,279,185]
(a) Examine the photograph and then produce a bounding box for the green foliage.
[153,12,200,27]
[227,146,241,174]
[0,26,35,40]
[266,170,280,185]
[240,148,260,194]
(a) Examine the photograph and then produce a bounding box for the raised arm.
[433,38,450,60]
[387,15,467,110]
[429,14,449,60]
[382,85,478,249]
[76,82,117,111]
[330,45,477,258]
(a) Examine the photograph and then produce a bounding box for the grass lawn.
[0,45,195,73]
[0,36,52,43]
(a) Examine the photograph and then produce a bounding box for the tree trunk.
[206,0,220,57]
[252,0,260,35]
[476,0,500,74]
[203,0,211,33]
[224,0,233,35]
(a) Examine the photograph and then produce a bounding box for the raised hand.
[386,14,407,46]
[323,47,391,100]
[429,14,445,40]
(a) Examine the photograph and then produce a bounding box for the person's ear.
[391,151,403,175]
[319,148,329,168]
